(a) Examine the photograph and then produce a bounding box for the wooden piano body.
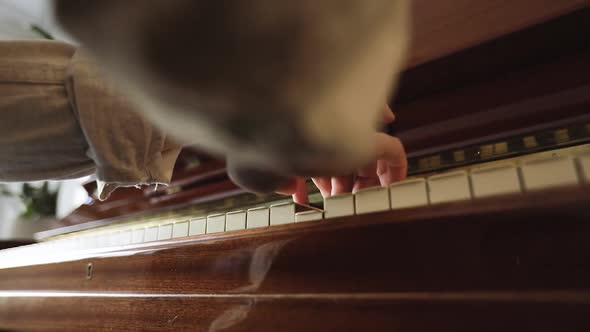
[1,1,590,331]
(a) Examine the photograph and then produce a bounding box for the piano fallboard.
[0,187,589,331]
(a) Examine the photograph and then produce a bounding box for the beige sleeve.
[0,41,182,200]
[0,41,95,181]
[65,49,182,200]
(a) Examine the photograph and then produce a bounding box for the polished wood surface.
[2,294,589,331]
[396,50,590,155]
[394,7,590,154]
[1,187,589,330]
[408,0,589,67]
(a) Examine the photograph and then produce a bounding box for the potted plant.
[0,182,61,240]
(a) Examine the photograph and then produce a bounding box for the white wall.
[0,184,26,239]
[0,0,74,41]
[0,180,90,240]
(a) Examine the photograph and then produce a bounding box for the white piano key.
[247,207,270,229]
[115,232,127,246]
[69,237,80,250]
[226,210,246,231]
[41,241,55,253]
[389,178,429,209]
[51,239,64,251]
[97,233,110,247]
[82,237,92,249]
[49,240,62,252]
[111,233,122,247]
[68,236,79,251]
[470,163,522,198]
[521,155,579,191]
[82,235,98,249]
[66,238,78,250]
[89,235,100,249]
[270,202,296,226]
[158,223,174,240]
[54,240,65,252]
[76,236,86,250]
[120,230,133,245]
[64,238,78,250]
[172,221,190,238]
[576,150,590,182]
[45,241,57,252]
[295,210,323,223]
[428,170,472,204]
[145,226,159,242]
[107,233,118,246]
[132,228,145,244]
[56,239,67,250]
[189,217,206,236]
[354,186,390,214]
[324,193,355,219]
[56,239,69,250]
[206,213,226,234]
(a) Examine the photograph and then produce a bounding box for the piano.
[1,1,590,331]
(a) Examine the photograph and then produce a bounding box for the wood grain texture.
[408,0,590,67]
[1,187,589,330]
[1,294,590,331]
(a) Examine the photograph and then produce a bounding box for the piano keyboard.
[0,143,588,267]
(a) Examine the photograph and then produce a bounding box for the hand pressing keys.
[277,105,407,204]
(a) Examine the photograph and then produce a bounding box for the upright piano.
[1,1,590,331]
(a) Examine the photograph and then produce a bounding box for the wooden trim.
[3,186,589,292]
[1,187,590,330]
[408,0,590,67]
[2,294,589,331]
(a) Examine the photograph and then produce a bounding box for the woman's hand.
[277,106,407,204]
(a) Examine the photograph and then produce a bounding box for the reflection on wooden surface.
[1,187,589,330]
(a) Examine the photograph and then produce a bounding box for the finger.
[312,176,332,198]
[374,133,407,185]
[291,177,309,204]
[331,175,354,196]
[353,162,380,192]
[383,104,395,124]
[276,177,310,204]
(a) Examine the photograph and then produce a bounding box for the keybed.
[0,144,588,266]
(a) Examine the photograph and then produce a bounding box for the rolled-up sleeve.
[0,41,182,200]
[65,49,182,199]
[0,41,94,181]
